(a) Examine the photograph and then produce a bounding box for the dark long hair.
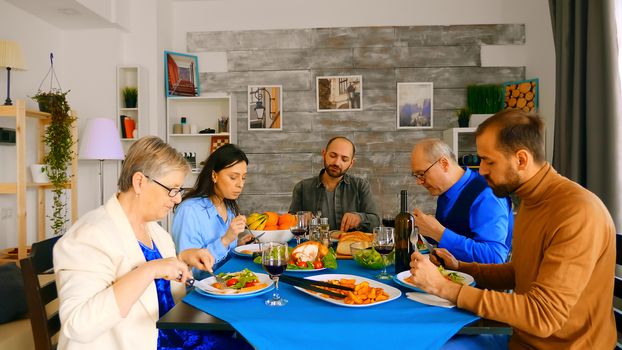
[180,143,249,215]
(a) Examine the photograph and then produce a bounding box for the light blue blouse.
[171,197,238,278]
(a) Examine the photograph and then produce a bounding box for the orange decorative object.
[263,224,278,231]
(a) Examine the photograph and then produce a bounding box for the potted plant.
[122,87,138,108]
[456,107,471,127]
[31,89,76,235]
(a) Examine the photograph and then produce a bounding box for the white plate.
[233,243,262,258]
[193,272,274,297]
[394,270,475,293]
[293,273,401,307]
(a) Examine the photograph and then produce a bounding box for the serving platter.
[193,272,274,299]
[393,270,474,293]
[293,273,401,307]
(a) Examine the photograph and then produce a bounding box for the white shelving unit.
[116,66,146,152]
[166,93,237,188]
[442,127,477,161]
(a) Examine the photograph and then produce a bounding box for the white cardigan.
[54,195,185,350]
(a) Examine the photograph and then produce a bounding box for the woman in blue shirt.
[172,144,252,278]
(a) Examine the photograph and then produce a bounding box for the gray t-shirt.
[323,188,337,229]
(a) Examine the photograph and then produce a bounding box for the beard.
[324,162,350,178]
[485,166,521,197]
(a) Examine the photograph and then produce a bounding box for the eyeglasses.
[145,175,185,197]
[412,158,441,181]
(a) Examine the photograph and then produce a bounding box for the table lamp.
[79,118,125,205]
[0,39,26,106]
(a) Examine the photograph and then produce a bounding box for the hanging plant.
[31,53,76,235]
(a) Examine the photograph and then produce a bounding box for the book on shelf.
[120,115,136,139]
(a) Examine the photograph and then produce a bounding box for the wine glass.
[382,213,395,228]
[261,242,288,307]
[291,211,309,245]
[373,226,395,280]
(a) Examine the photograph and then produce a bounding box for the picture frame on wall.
[316,75,362,112]
[248,85,283,130]
[502,78,538,113]
[397,82,433,129]
[164,51,200,97]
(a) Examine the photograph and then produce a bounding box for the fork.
[207,269,227,285]
[251,231,266,243]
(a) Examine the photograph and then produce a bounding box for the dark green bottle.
[395,190,414,274]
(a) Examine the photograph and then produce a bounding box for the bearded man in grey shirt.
[289,136,380,232]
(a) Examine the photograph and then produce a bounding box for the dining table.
[157,248,512,350]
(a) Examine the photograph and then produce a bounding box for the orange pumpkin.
[263,224,279,231]
[264,212,279,226]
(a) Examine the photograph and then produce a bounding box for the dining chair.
[614,232,622,349]
[19,235,62,350]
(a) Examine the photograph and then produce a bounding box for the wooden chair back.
[614,233,622,349]
[19,235,61,350]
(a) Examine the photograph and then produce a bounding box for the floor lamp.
[79,118,125,205]
[0,39,26,106]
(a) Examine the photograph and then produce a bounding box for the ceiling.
[6,0,118,30]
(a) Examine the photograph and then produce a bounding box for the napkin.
[406,292,455,308]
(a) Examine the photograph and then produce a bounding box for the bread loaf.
[336,231,373,255]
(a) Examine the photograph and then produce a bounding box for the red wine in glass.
[291,227,306,245]
[262,242,288,306]
[382,218,396,228]
[263,262,286,276]
[375,244,394,255]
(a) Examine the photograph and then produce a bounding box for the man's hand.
[409,251,461,303]
[340,212,362,231]
[413,208,445,242]
[430,248,460,270]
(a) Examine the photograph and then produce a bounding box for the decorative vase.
[30,164,49,183]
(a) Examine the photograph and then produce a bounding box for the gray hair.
[414,138,457,164]
[117,136,190,192]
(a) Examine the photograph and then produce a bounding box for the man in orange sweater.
[409,110,616,349]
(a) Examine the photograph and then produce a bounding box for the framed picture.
[164,51,200,97]
[210,135,229,153]
[502,78,538,113]
[248,85,282,130]
[316,75,362,112]
[397,82,433,129]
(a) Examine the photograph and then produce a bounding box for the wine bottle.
[395,189,414,274]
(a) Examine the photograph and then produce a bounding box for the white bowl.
[249,229,294,244]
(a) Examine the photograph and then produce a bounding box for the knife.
[419,235,446,268]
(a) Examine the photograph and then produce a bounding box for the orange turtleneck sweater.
[456,163,616,349]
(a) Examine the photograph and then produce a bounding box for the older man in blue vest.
[410,138,513,263]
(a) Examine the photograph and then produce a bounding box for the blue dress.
[138,240,252,350]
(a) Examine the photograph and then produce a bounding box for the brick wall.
[188,25,525,215]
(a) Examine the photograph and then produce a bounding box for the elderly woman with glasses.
[172,143,252,278]
[54,136,251,350]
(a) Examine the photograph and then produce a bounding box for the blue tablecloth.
[183,255,479,350]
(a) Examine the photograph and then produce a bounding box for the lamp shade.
[0,40,26,70]
[79,118,125,160]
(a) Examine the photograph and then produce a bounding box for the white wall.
[0,0,555,248]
